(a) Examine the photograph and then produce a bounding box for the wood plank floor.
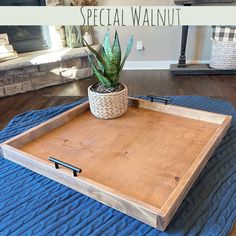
[0,70,235,235]
[1,70,235,131]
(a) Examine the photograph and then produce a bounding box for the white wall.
[95,0,213,69]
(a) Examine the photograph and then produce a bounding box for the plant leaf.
[112,30,121,69]
[96,57,105,74]
[103,31,114,61]
[83,39,105,65]
[87,54,111,87]
[85,31,133,88]
[103,31,120,79]
[102,48,119,83]
[84,38,117,83]
[118,35,134,77]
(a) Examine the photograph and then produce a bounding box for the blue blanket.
[0,96,235,236]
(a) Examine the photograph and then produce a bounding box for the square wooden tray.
[0,97,232,231]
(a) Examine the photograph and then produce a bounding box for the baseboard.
[123,60,210,70]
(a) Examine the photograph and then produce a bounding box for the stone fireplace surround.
[0,45,100,97]
[0,0,97,97]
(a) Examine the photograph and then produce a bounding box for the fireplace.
[0,0,48,53]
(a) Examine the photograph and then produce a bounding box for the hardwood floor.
[1,70,235,130]
[0,70,235,234]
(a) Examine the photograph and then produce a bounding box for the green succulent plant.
[84,30,134,88]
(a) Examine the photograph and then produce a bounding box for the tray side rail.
[1,144,165,230]
[160,116,232,230]
[128,97,230,125]
[2,101,90,149]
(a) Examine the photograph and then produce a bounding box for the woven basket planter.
[210,39,236,69]
[88,84,128,119]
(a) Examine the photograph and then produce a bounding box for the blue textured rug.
[0,96,236,236]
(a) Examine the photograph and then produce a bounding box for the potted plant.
[84,31,133,119]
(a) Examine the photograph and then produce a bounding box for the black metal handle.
[147,95,172,105]
[49,157,82,177]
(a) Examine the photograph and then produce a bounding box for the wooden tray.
[0,97,232,231]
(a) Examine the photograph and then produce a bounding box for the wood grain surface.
[1,98,231,230]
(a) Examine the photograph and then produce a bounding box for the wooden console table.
[171,0,236,75]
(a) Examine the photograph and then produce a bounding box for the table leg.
[178,25,189,67]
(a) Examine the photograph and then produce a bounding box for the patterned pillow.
[212,26,236,42]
